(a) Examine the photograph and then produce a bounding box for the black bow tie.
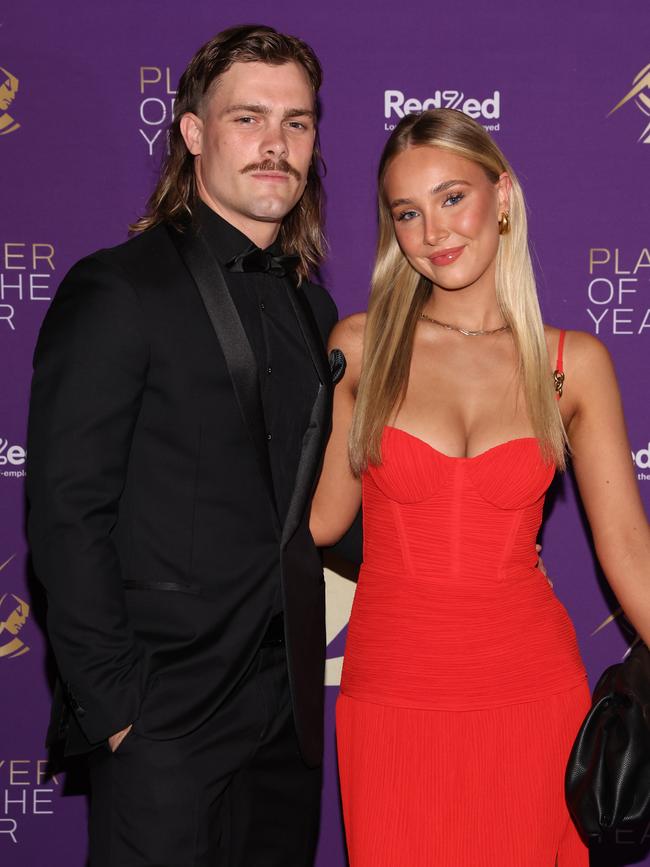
[226,245,300,278]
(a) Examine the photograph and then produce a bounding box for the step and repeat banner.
[1,1,649,864]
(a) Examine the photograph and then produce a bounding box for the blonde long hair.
[349,109,567,473]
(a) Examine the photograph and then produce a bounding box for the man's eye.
[235,116,256,124]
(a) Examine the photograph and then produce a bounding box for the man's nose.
[259,123,289,160]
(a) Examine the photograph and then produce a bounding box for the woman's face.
[383,145,510,294]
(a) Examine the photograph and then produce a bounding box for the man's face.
[180,61,316,241]
[0,70,18,112]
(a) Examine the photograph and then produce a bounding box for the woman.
[310,109,650,866]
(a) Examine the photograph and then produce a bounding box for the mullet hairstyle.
[349,108,568,474]
[131,24,326,280]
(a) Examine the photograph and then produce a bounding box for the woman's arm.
[564,331,650,645]
[310,314,365,547]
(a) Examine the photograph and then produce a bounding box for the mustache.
[240,158,302,182]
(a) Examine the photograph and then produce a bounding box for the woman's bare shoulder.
[544,327,617,416]
[543,325,612,368]
[328,312,366,354]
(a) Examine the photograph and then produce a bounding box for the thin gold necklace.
[419,311,510,337]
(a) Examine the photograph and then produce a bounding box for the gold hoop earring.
[498,212,510,235]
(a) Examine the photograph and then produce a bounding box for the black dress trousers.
[88,643,322,867]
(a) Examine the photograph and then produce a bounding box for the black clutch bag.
[565,640,650,844]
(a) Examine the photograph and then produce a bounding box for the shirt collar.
[195,200,282,265]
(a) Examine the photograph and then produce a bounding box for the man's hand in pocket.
[108,724,133,753]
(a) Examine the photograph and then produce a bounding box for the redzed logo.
[0,439,26,467]
[632,443,650,470]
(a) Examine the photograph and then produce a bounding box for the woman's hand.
[536,543,552,587]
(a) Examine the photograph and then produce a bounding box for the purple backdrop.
[1,1,649,863]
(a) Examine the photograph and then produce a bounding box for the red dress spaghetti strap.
[336,330,589,865]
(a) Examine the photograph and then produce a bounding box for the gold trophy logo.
[609,63,650,144]
[0,554,30,658]
[0,593,30,658]
[0,67,20,136]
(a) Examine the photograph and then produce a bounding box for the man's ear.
[180,112,203,156]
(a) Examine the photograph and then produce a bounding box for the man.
[27,25,337,866]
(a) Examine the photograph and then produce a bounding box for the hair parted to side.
[131,24,326,280]
[349,108,568,474]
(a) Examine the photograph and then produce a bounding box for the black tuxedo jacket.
[26,221,338,767]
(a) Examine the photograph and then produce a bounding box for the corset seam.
[497,508,525,583]
[391,498,413,576]
[450,464,463,580]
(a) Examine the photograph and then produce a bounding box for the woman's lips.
[428,246,465,266]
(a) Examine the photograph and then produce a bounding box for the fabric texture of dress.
[337,338,590,866]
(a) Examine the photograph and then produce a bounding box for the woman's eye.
[396,210,418,222]
[442,192,465,207]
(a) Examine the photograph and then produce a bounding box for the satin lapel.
[287,280,331,387]
[168,226,280,532]
[282,280,333,545]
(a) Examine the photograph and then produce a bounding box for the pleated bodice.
[340,425,587,710]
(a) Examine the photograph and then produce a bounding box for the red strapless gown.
[337,428,590,866]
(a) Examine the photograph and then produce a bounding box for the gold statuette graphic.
[0,67,20,136]
[608,63,650,144]
[0,593,30,658]
[0,555,30,658]
[591,606,623,636]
